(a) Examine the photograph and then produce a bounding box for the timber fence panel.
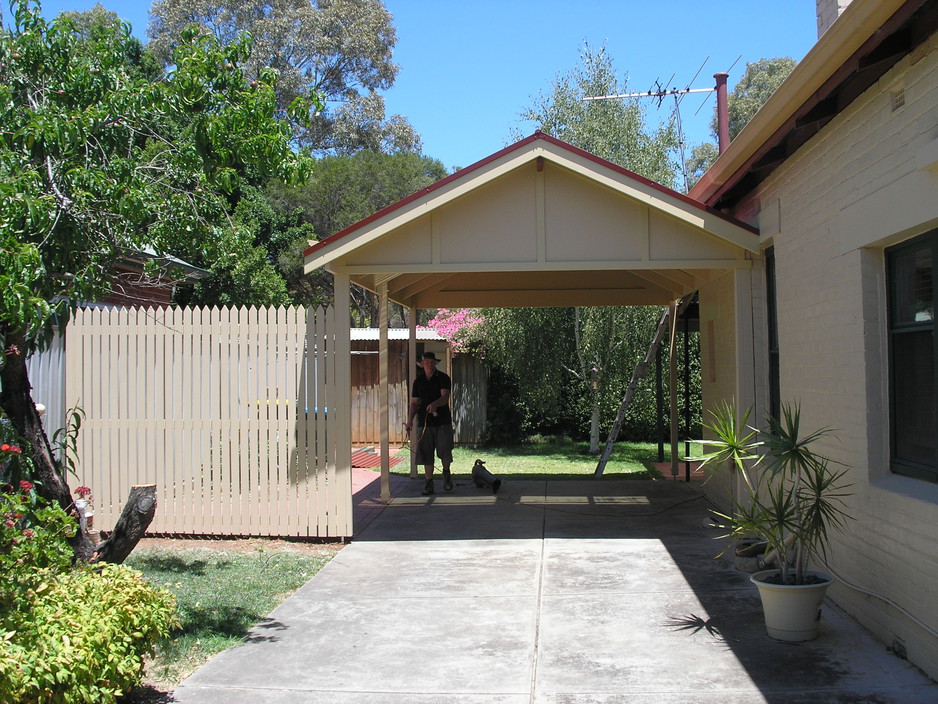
[64,305,345,538]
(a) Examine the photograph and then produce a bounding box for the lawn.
[123,540,341,700]
[395,436,686,480]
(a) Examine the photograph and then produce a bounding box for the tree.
[265,150,448,319]
[498,45,680,452]
[0,0,316,558]
[686,57,797,189]
[147,0,419,153]
[513,43,680,189]
[481,307,661,453]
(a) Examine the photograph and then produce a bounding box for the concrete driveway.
[172,474,937,703]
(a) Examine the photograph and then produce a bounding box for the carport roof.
[304,131,760,309]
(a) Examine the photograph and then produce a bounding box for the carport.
[304,131,761,507]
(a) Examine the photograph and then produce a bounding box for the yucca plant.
[697,402,853,585]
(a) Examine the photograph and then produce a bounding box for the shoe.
[443,468,453,492]
[421,480,435,496]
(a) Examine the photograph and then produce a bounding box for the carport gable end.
[304,131,760,310]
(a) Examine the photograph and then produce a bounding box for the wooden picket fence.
[64,305,352,538]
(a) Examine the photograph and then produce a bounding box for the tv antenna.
[582,57,740,192]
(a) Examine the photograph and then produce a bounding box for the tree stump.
[93,484,157,564]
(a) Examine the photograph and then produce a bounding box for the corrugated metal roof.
[350,328,443,341]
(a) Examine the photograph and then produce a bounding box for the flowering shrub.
[0,417,30,487]
[426,308,486,354]
[0,484,178,703]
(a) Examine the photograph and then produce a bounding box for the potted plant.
[696,401,853,641]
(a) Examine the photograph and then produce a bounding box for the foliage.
[147,0,418,153]
[125,545,338,687]
[685,57,796,189]
[0,0,315,357]
[479,306,666,449]
[696,402,853,585]
[0,0,316,514]
[0,417,32,486]
[513,42,681,189]
[0,485,178,703]
[266,150,448,317]
[427,308,485,354]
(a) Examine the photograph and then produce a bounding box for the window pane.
[893,247,933,324]
[893,330,936,465]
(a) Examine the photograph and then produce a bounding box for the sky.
[18,0,820,173]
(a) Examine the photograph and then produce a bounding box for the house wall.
[741,30,938,678]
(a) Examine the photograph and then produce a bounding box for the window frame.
[886,231,938,482]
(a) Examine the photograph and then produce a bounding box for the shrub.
[0,485,178,703]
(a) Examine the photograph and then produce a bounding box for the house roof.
[690,0,936,210]
[304,132,760,310]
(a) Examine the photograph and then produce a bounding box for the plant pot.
[750,569,833,642]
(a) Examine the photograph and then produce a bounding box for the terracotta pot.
[750,569,833,641]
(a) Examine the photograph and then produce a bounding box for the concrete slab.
[172,478,938,704]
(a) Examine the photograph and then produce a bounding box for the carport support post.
[408,306,418,478]
[378,282,391,501]
[669,299,679,477]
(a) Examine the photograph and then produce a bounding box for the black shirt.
[412,370,452,426]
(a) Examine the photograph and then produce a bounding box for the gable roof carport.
[304,132,760,504]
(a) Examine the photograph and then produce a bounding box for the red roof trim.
[303,132,756,260]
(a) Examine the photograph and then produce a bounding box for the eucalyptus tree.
[147,0,419,153]
[0,0,317,554]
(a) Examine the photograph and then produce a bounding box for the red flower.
[75,486,93,500]
[0,444,8,452]
[18,480,32,493]
[8,446,20,455]
[21,528,34,539]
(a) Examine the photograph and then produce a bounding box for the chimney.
[817,0,852,38]
[714,73,730,154]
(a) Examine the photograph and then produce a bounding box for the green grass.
[125,545,339,691]
[396,437,677,480]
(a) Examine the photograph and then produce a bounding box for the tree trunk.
[0,327,94,561]
[93,484,157,564]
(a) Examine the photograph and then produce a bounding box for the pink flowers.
[427,308,485,354]
[75,486,93,501]
[18,480,33,493]
[1,444,22,454]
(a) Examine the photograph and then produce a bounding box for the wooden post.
[408,306,418,479]
[378,282,390,501]
[669,300,679,477]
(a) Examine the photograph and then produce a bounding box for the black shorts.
[415,424,454,466]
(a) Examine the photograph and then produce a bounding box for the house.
[690,0,938,680]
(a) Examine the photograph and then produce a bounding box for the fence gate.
[64,305,351,538]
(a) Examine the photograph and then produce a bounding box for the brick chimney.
[817,0,853,38]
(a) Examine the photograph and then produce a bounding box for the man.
[405,351,454,495]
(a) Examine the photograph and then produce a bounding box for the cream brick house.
[691,0,938,679]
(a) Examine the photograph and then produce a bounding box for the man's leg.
[438,424,455,491]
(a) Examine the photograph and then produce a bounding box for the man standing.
[405,352,454,495]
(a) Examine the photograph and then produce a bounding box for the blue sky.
[21,0,818,172]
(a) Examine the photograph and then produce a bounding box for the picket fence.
[64,305,351,538]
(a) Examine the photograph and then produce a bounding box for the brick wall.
[743,31,938,678]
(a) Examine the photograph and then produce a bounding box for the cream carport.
[304,132,760,506]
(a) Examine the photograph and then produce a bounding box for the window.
[887,231,937,481]
[765,247,780,423]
